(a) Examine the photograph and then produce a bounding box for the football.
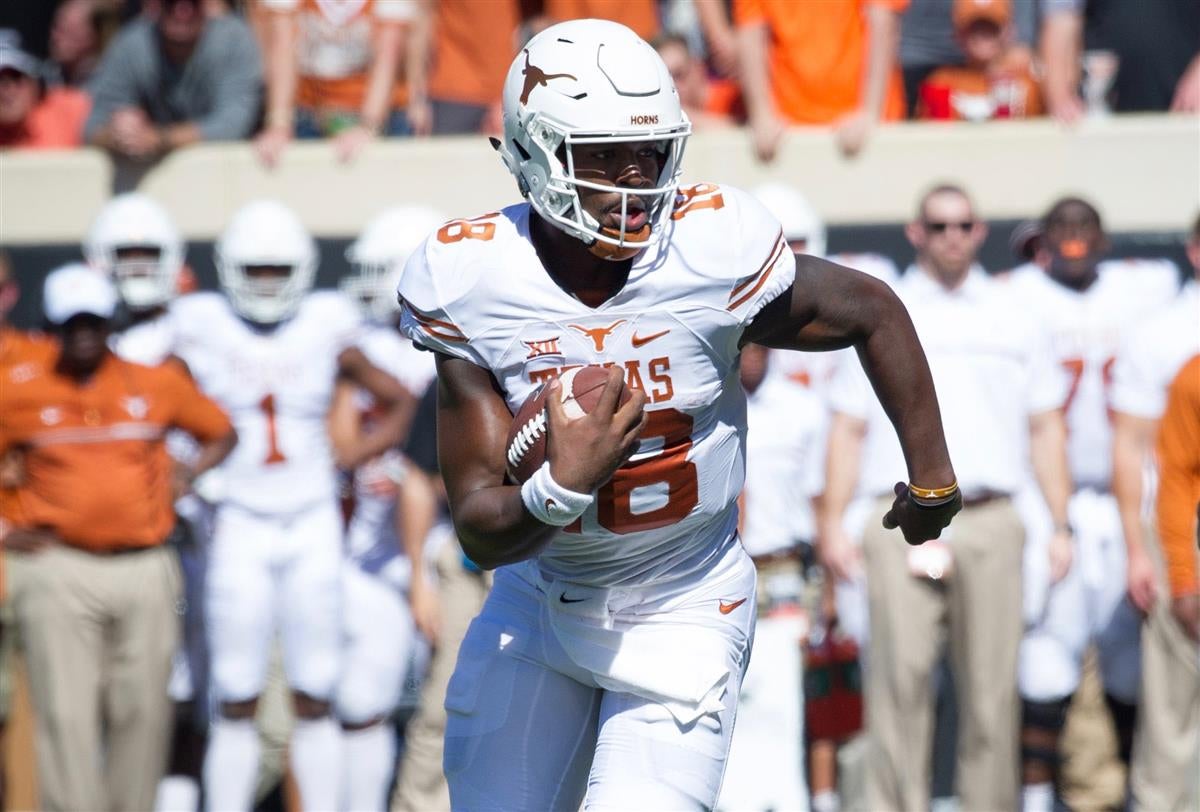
[505,365,630,484]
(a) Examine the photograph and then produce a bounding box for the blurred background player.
[1111,214,1200,810]
[0,265,235,812]
[825,184,1070,812]
[390,375,492,812]
[1010,196,1180,811]
[721,342,826,811]
[328,205,443,810]
[171,199,411,811]
[84,192,186,364]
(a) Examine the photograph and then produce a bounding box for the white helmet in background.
[752,182,827,258]
[216,200,317,324]
[84,193,184,310]
[342,206,446,321]
[495,19,691,261]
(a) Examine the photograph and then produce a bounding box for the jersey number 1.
[259,394,287,465]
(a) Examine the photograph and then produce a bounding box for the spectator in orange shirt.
[1156,353,1200,641]
[734,0,908,161]
[0,265,235,812]
[254,0,416,167]
[528,0,660,41]
[653,32,742,128]
[0,33,89,149]
[407,0,519,135]
[916,0,1043,121]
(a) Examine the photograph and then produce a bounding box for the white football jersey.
[109,310,179,366]
[173,290,362,515]
[1005,260,1179,488]
[1110,280,1200,420]
[398,184,795,587]
[344,324,435,583]
[741,371,825,556]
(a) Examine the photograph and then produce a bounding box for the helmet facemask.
[512,110,690,261]
[110,246,176,310]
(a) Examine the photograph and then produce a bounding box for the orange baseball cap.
[953,0,1011,29]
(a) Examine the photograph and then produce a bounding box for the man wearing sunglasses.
[84,0,262,160]
[823,184,1071,811]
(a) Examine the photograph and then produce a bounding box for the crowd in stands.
[1,0,1198,156]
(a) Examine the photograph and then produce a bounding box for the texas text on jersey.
[399,183,793,587]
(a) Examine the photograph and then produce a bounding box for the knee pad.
[1021,697,1070,768]
[1104,693,1137,763]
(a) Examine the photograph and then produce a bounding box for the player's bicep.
[741,254,894,351]
[435,353,513,506]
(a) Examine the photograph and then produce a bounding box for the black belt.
[72,542,162,557]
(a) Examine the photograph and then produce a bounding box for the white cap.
[43,263,118,324]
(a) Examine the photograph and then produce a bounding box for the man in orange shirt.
[734,0,908,161]
[1158,353,1200,637]
[0,265,236,812]
[1149,354,1200,803]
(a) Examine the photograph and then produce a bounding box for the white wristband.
[520,462,594,527]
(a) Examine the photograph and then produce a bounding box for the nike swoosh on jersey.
[718,598,748,615]
[559,592,587,604]
[631,329,671,348]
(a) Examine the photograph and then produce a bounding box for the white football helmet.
[216,200,317,324]
[752,182,827,258]
[84,193,184,310]
[342,206,446,321]
[495,19,691,261]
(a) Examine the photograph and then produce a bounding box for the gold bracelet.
[908,481,959,501]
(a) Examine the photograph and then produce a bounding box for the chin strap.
[587,224,652,261]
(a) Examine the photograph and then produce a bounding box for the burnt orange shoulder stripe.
[406,303,468,343]
[729,233,786,311]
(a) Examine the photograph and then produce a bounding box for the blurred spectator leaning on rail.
[653,32,742,128]
[253,0,416,167]
[734,0,907,161]
[406,0,518,136]
[1040,0,1200,123]
[916,0,1042,121]
[46,0,119,87]
[84,0,262,161]
[0,31,89,149]
[0,265,236,812]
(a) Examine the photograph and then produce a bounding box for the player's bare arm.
[334,346,416,469]
[742,253,960,543]
[436,354,645,569]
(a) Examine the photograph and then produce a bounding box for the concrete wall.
[1,114,1197,245]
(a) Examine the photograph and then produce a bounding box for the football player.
[84,193,187,365]
[330,206,445,810]
[396,20,959,808]
[1009,197,1181,810]
[173,200,412,812]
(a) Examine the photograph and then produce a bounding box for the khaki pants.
[392,536,490,812]
[863,497,1023,812]
[6,543,180,812]
[1130,527,1200,811]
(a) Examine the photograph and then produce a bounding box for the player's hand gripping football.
[545,367,647,494]
[881,482,963,546]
